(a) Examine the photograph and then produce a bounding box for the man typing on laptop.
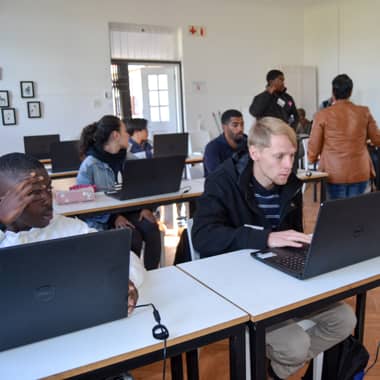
[192,117,356,379]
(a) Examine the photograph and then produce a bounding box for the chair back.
[186,218,200,261]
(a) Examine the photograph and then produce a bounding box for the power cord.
[365,341,380,375]
[135,303,169,380]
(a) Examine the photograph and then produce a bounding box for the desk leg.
[320,178,326,203]
[250,322,266,380]
[354,292,367,344]
[186,350,199,380]
[171,354,184,380]
[229,325,246,380]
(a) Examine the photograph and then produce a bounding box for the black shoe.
[268,364,283,380]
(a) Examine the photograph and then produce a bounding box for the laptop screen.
[153,133,189,158]
[24,134,60,160]
[50,140,81,172]
[0,229,131,351]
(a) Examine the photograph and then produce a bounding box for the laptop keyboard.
[270,254,306,272]
[268,244,310,272]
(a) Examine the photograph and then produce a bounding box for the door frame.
[111,59,185,133]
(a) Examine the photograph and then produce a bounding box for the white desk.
[0,266,248,380]
[54,178,204,217]
[178,250,380,379]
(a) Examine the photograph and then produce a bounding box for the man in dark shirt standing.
[249,69,299,130]
[203,109,246,176]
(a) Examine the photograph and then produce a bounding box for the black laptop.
[24,134,60,160]
[0,229,131,351]
[153,133,189,158]
[50,140,81,172]
[106,155,186,201]
[252,191,380,279]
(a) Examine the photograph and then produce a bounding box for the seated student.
[76,115,161,270]
[192,117,356,379]
[203,109,247,177]
[0,153,143,314]
[295,108,312,135]
[125,118,153,159]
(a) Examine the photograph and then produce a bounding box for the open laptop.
[23,134,60,160]
[153,133,189,158]
[252,191,380,279]
[106,155,186,201]
[50,140,81,172]
[0,228,131,351]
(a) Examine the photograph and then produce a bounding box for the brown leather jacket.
[308,100,380,184]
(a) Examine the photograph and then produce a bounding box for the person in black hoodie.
[192,117,356,380]
[249,70,298,130]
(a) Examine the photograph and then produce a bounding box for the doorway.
[111,60,183,136]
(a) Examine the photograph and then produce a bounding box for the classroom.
[1,0,380,379]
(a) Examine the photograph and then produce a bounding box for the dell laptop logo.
[34,285,56,302]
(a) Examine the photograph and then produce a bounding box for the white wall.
[304,0,380,121]
[0,0,304,153]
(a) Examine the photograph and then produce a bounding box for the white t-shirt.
[0,214,145,288]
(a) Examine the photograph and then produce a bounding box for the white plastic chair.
[186,218,200,261]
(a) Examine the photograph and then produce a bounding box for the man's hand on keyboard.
[268,230,312,248]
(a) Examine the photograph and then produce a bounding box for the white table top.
[54,178,204,217]
[0,266,247,380]
[178,250,380,322]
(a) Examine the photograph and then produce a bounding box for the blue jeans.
[327,181,369,200]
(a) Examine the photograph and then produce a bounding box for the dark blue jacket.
[204,134,246,177]
[129,138,153,159]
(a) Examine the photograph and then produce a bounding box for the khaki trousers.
[266,302,357,379]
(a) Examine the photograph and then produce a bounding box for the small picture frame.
[20,81,35,98]
[1,108,16,125]
[27,101,41,118]
[0,91,9,107]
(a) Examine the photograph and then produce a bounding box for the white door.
[140,66,181,135]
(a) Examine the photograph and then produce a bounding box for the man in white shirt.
[0,152,144,313]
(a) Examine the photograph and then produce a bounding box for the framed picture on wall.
[1,108,16,125]
[0,91,9,107]
[27,101,41,118]
[20,81,35,98]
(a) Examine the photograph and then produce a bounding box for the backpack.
[303,336,369,380]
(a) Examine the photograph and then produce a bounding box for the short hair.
[125,118,148,136]
[266,69,284,83]
[221,109,243,125]
[248,117,297,149]
[0,152,44,180]
[332,74,353,100]
[297,108,306,118]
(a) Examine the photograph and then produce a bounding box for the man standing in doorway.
[203,109,246,177]
[249,69,298,130]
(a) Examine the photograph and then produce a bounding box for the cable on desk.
[135,303,169,380]
[365,341,380,375]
